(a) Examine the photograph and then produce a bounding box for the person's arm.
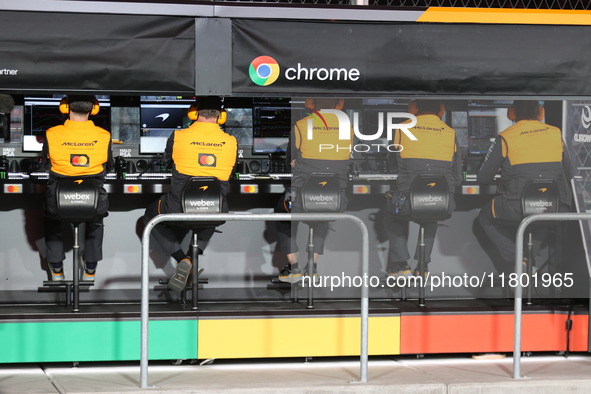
[289,125,300,168]
[562,141,574,181]
[106,140,114,173]
[451,135,462,188]
[163,131,175,169]
[41,138,50,171]
[477,136,505,184]
[285,136,292,168]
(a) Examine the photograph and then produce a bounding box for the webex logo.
[529,200,553,208]
[189,200,216,207]
[417,195,444,203]
[309,109,418,153]
[308,194,335,202]
[249,56,360,86]
[63,193,91,200]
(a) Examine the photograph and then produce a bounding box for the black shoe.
[386,264,413,278]
[278,264,302,284]
[48,263,64,282]
[303,266,319,285]
[80,257,96,282]
[413,265,429,277]
[169,257,192,292]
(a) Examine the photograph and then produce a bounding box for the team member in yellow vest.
[383,100,462,277]
[43,95,113,282]
[478,100,573,272]
[275,98,352,283]
[144,97,237,292]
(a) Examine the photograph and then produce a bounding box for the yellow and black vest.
[498,120,566,200]
[46,120,111,177]
[295,112,352,161]
[171,122,237,181]
[394,114,459,194]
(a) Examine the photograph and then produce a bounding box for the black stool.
[498,179,559,304]
[408,174,451,307]
[298,173,342,309]
[162,177,224,310]
[42,178,100,312]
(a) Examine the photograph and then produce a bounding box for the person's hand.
[290,159,296,168]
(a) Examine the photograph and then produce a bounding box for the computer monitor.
[252,98,292,154]
[139,103,191,154]
[225,107,253,146]
[467,101,513,155]
[140,103,191,138]
[23,96,111,151]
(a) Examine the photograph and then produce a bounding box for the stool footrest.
[158,278,209,285]
[42,281,94,287]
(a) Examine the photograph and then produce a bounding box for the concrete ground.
[2,354,591,394]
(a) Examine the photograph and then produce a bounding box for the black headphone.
[187,97,227,125]
[507,104,544,121]
[304,98,345,111]
[408,100,445,118]
[187,104,227,124]
[59,96,100,116]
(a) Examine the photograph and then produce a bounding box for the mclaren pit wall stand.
[513,212,591,379]
[140,213,370,389]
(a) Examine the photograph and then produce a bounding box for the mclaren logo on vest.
[191,141,224,148]
[62,140,98,147]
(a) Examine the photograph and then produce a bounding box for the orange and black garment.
[477,120,573,206]
[393,114,462,195]
[162,121,237,213]
[291,112,353,189]
[43,120,113,177]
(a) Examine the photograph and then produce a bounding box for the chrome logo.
[249,56,280,86]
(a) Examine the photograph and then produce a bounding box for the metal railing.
[513,212,591,379]
[140,212,370,388]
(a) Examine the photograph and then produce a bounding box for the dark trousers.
[478,196,567,268]
[44,179,108,264]
[383,216,438,264]
[382,194,455,265]
[44,217,104,263]
[144,197,215,256]
[274,191,348,255]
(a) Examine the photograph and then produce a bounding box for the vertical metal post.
[73,224,80,313]
[307,226,314,309]
[140,218,152,389]
[513,213,591,379]
[526,232,533,305]
[180,287,187,305]
[359,216,369,384]
[192,233,199,311]
[65,283,72,306]
[418,225,426,307]
[513,218,525,379]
